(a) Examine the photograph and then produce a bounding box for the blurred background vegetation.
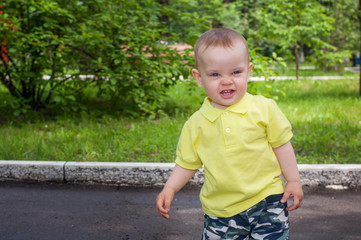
[1,0,360,117]
[0,0,360,163]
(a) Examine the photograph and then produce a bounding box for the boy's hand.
[155,165,197,219]
[156,187,175,219]
[280,181,304,211]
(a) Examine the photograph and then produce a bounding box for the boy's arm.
[273,141,304,211]
[156,164,197,219]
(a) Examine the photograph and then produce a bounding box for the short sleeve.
[266,100,293,148]
[175,121,203,170]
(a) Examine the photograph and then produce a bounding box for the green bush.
[0,0,189,117]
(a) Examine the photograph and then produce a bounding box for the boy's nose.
[221,77,233,84]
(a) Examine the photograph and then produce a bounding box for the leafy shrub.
[0,0,189,117]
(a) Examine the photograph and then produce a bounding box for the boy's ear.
[248,62,253,72]
[192,69,203,87]
[247,63,253,81]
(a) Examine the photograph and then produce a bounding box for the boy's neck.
[209,92,249,110]
[210,100,229,110]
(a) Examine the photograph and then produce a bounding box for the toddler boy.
[156,28,303,239]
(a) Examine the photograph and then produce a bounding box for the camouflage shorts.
[202,194,289,240]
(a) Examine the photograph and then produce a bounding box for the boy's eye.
[233,71,241,75]
[210,73,219,77]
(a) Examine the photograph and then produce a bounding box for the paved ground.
[0,181,360,240]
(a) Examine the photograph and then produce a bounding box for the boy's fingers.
[280,191,290,203]
[161,211,170,219]
[156,194,171,219]
[157,204,170,219]
[159,207,170,219]
[156,196,165,212]
[164,197,171,211]
[285,195,303,211]
[292,195,303,209]
[286,201,299,211]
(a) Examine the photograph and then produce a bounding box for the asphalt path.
[0,182,360,240]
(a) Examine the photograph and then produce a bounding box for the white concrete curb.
[298,164,361,188]
[0,161,360,188]
[0,161,65,182]
[65,162,176,187]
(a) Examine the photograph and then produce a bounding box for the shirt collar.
[200,93,251,122]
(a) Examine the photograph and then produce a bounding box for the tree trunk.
[295,41,299,80]
[359,0,361,96]
[295,6,300,81]
[300,43,305,63]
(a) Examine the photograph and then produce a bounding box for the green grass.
[0,117,184,162]
[274,79,361,164]
[271,62,359,77]
[274,68,358,77]
[0,78,360,164]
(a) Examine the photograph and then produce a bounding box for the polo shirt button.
[225,128,231,133]
[223,112,228,116]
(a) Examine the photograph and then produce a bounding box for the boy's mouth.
[221,90,235,96]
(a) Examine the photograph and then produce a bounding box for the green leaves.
[2,0,358,117]
[1,0,190,117]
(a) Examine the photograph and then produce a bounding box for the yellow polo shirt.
[175,93,293,217]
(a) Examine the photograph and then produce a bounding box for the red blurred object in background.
[1,4,9,65]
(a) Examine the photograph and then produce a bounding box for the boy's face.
[192,40,252,110]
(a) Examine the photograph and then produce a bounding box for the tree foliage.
[313,0,359,75]
[0,0,188,116]
[1,0,360,116]
[165,0,224,45]
[252,0,335,79]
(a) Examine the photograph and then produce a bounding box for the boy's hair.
[194,28,249,67]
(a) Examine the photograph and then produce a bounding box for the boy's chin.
[210,101,230,110]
